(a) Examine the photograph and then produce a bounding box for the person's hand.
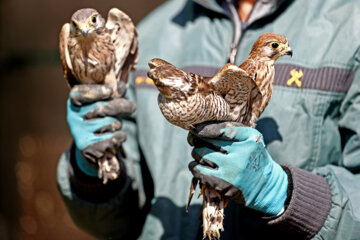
[67,83,136,177]
[188,123,288,215]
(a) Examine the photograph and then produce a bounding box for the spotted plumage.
[59,8,138,183]
[148,33,292,239]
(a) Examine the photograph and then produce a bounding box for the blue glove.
[188,124,288,216]
[67,84,136,177]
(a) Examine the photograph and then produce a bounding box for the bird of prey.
[148,33,292,239]
[59,8,138,183]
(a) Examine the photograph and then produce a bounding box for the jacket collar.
[192,0,287,20]
[192,0,227,15]
[191,0,291,63]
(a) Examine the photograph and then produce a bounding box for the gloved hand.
[188,122,289,216]
[67,83,136,177]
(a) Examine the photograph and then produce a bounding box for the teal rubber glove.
[67,84,135,176]
[188,124,288,216]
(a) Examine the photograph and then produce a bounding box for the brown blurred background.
[0,1,165,239]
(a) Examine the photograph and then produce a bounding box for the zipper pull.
[228,43,238,64]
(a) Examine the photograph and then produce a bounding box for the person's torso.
[126,0,360,238]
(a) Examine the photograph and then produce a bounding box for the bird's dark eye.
[271,42,279,49]
[72,21,77,28]
[92,16,97,23]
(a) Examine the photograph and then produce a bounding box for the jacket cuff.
[267,164,332,239]
[67,144,127,203]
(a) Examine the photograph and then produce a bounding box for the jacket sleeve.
[266,57,360,239]
[56,74,150,239]
[312,53,360,239]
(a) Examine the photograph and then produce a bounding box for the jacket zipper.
[225,0,242,64]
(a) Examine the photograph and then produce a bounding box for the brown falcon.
[148,33,292,239]
[59,8,138,183]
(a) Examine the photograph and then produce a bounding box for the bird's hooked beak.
[283,45,293,57]
[81,29,89,37]
[79,24,90,37]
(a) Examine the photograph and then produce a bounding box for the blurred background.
[0,0,165,239]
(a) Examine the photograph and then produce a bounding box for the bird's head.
[70,8,105,38]
[249,33,292,62]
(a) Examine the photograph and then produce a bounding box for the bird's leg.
[186,177,199,212]
[104,69,119,98]
[202,186,225,240]
[198,184,206,198]
[98,148,120,184]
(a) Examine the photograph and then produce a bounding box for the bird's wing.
[59,23,78,87]
[148,58,174,69]
[106,8,138,83]
[148,58,214,101]
[148,58,188,82]
[239,59,257,81]
[208,63,254,94]
[239,58,263,100]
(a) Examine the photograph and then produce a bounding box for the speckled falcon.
[147,32,292,239]
[59,8,138,183]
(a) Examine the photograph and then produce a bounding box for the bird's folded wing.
[59,23,78,87]
[239,58,264,97]
[106,8,138,83]
[148,58,188,82]
[208,63,254,95]
[148,58,174,69]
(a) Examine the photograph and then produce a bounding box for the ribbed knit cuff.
[267,164,332,239]
[67,144,127,203]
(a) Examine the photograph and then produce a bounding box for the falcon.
[148,33,292,239]
[59,8,138,183]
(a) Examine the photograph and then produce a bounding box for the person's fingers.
[188,132,227,153]
[94,120,122,134]
[82,130,127,163]
[75,116,121,146]
[192,121,245,139]
[187,131,195,146]
[191,148,219,169]
[84,98,136,119]
[188,161,199,172]
[70,84,113,106]
[117,81,128,98]
[188,160,218,181]
[188,160,246,205]
[220,127,264,143]
[112,130,128,147]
